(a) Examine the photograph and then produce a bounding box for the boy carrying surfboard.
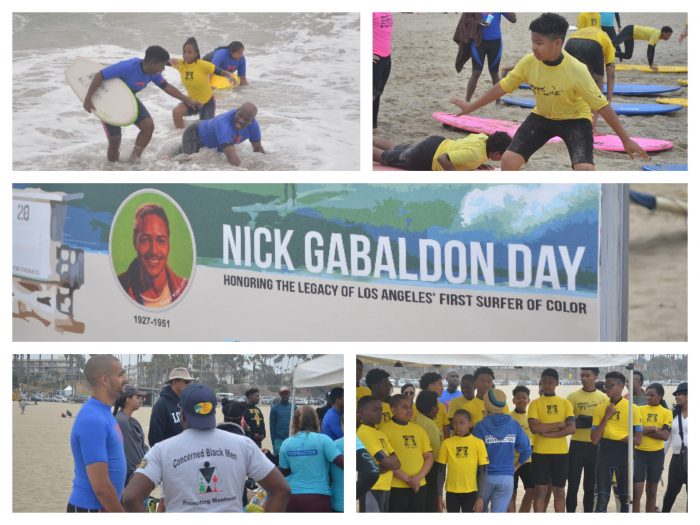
[450,13,650,171]
[83,45,198,162]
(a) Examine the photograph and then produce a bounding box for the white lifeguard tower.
[13,187,85,333]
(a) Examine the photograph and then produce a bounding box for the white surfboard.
[65,56,138,126]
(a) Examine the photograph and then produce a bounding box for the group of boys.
[356,359,669,513]
[376,11,683,171]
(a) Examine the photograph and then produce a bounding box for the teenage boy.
[383,394,433,512]
[450,12,649,170]
[366,368,393,429]
[414,391,443,512]
[590,371,643,512]
[83,46,198,162]
[527,368,575,513]
[566,367,609,512]
[415,372,449,439]
[510,385,535,512]
[613,25,673,71]
[357,396,401,512]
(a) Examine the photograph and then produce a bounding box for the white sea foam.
[12,12,360,170]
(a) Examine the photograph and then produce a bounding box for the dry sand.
[372,382,688,512]
[377,12,688,170]
[12,401,273,512]
[628,184,687,341]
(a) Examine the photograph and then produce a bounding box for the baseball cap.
[484,388,507,414]
[673,382,688,396]
[123,385,146,397]
[180,384,217,429]
[167,367,198,383]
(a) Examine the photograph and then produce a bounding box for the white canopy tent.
[290,354,344,424]
[359,353,637,512]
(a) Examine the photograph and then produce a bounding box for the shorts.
[286,494,332,512]
[633,449,665,484]
[470,38,503,72]
[532,452,569,487]
[565,38,605,77]
[185,96,216,120]
[508,112,594,166]
[514,461,535,490]
[380,135,445,171]
[181,123,203,154]
[102,97,150,137]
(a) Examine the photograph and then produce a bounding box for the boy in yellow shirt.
[413,390,443,512]
[510,385,535,512]
[357,396,401,512]
[566,367,608,512]
[365,368,394,430]
[436,409,489,512]
[450,12,649,171]
[448,374,483,426]
[633,383,672,513]
[373,132,511,171]
[613,24,673,71]
[383,394,433,512]
[527,368,575,513]
[414,372,450,439]
[590,371,642,512]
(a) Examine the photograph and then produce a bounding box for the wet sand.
[376,12,688,170]
[12,401,273,512]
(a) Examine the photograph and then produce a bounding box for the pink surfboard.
[431,112,673,152]
[373,162,404,171]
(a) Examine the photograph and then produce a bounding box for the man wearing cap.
[270,387,292,458]
[662,382,688,512]
[114,385,149,485]
[244,387,267,448]
[67,355,128,512]
[123,384,291,512]
[472,388,532,513]
[148,367,197,447]
[439,369,462,410]
[322,387,344,441]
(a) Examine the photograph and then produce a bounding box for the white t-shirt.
[669,413,688,454]
[136,428,275,512]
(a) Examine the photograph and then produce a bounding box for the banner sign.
[12,183,607,341]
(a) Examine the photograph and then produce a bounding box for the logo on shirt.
[612,411,621,421]
[647,413,658,423]
[546,404,559,415]
[456,446,470,458]
[197,461,221,494]
[402,435,417,448]
[531,85,563,97]
[186,71,194,80]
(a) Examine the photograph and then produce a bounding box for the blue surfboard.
[501,96,683,116]
[518,83,681,96]
[642,164,688,171]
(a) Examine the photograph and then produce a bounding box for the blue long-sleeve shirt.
[473,413,531,476]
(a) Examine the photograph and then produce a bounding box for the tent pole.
[627,360,635,513]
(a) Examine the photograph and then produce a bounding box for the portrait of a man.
[118,203,189,307]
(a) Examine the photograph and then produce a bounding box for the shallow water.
[12,12,360,170]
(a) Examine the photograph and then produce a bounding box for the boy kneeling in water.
[450,13,650,171]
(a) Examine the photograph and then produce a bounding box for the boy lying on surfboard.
[450,13,650,171]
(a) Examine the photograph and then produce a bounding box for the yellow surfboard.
[656,97,688,107]
[677,79,688,86]
[211,73,241,90]
[616,64,688,73]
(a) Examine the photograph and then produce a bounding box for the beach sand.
[628,184,687,341]
[376,13,687,170]
[12,401,273,512]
